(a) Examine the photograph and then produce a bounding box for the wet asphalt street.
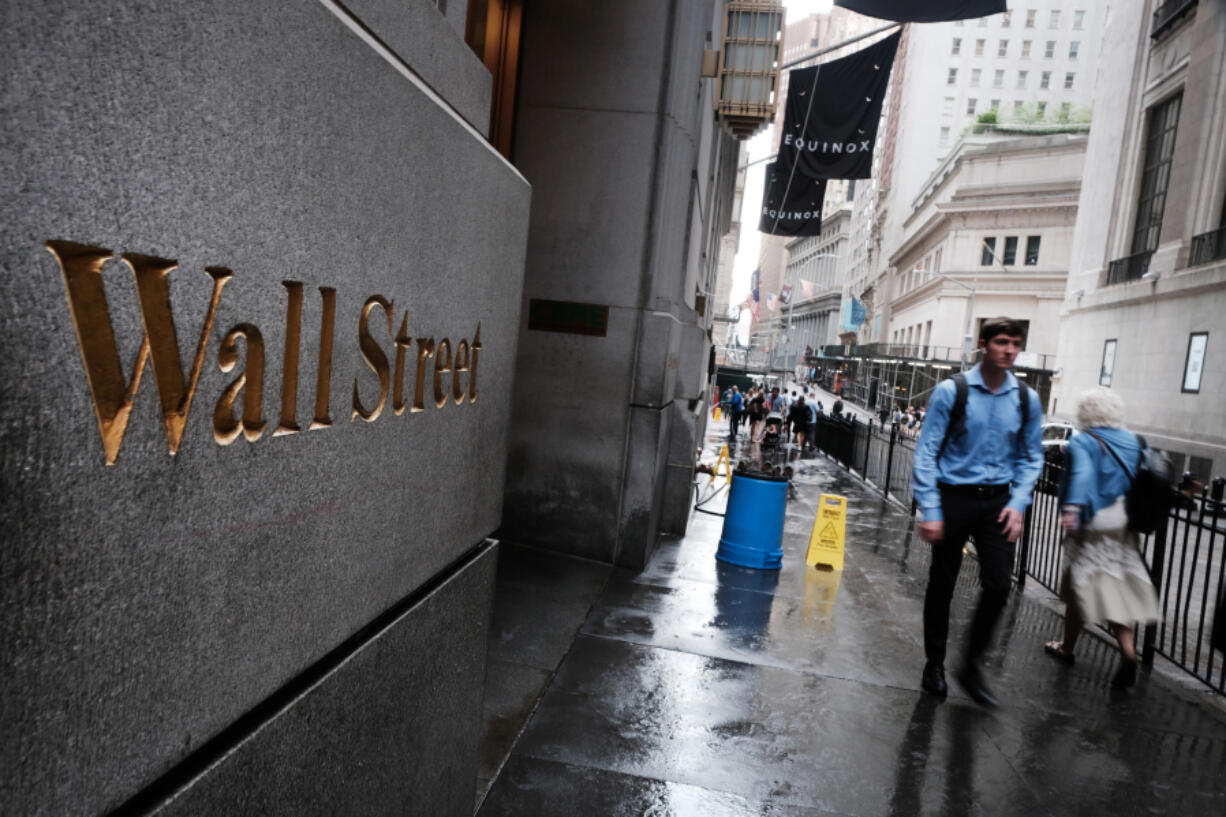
[476,421,1226,816]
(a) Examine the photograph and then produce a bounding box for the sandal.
[1044,641,1075,665]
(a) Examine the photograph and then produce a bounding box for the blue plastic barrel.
[716,472,787,569]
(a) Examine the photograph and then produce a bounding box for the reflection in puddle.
[803,566,844,631]
[712,560,780,652]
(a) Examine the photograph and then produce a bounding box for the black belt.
[938,482,1011,498]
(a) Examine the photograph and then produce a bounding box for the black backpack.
[1084,431,1175,535]
[937,372,1030,461]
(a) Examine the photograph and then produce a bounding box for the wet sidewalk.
[476,424,1226,816]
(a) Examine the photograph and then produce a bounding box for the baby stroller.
[761,412,784,447]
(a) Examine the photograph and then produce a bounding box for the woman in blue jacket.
[1044,388,1160,688]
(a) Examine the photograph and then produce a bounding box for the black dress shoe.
[1111,659,1138,689]
[921,662,948,698]
[957,663,999,708]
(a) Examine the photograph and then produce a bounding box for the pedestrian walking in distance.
[912,317,1044,706]
[804,392,819,452]
[728,385,743,438]
[788,395,809,449]
[1043,387,1160,689]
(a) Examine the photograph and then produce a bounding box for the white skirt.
[1061,498,1160,625]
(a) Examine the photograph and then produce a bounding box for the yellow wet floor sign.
[806,494,847,571]
[708,444,731,484]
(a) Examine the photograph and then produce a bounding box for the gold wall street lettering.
[47,241,482,465]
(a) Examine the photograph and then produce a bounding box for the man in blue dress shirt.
[912,317,1044,706]
[728,385,744,437]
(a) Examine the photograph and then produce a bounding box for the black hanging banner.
[778,30,901,180]
[758,161,826,236]
[833,0,1005,23]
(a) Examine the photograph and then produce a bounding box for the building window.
[1049,9,1061,28]
[1014,100,1024,114]
[978,17,988,27]
[1045,40,1056,58]
[1069,41,1080,59]
[1040,71,1051,89]
[971,68,982,87]
[1021,40,1032,58]
[1130,93,1183,257]
[952,37,962,56]
[975,38,985,56]
[1025,235,1041,264]
[1003,236,1019,265]
[1188,455,1214,483]
[934,247,943,273]
[939,126,951,147]
[1017,70,1028,89]
[1037,100,1047,118]
[943,96,955,115]
[1026,9,1036,28]
[1002,10,1012,28]
[967,98,978,115]
[1182,332,1208,393]
[990,98,1000,111]
[981,236,997,265]
[1100,339,1117,386]
[948,67,958,85]
[993,69,1005,88]
[1064,72,1075,90]
[1073,9,1085,30]
[1060,101,1072,119]
[998,39,1009,57]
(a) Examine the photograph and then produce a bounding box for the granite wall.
[501,0,734,568]
[0,1,528,815]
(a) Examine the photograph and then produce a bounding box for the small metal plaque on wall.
[527,298,608,337]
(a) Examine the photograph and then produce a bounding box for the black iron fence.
[1152,0,1198,40]
[1106,250,1154,285]
[1021,458,1226,693]
[1190,226,1226,267]
[811,415,917,510]
[1145,485,1226,690]
[809,420,1226,694]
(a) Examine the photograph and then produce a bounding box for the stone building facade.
[777,207,852,371]
[2,2,527,815]
[500,0,744,559]
[846,1,1109,348]
[886,133,1085,367]
[1053,0,1226,482]
[714,144,749,355]
[0,1,748,814]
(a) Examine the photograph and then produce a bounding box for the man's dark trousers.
[729,408,741,436]
[923,485,1016,667]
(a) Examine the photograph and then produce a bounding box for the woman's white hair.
[1075,387,1125,429]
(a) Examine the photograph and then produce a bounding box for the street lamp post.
[930,271,977,371]
[930,239,1018,370]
